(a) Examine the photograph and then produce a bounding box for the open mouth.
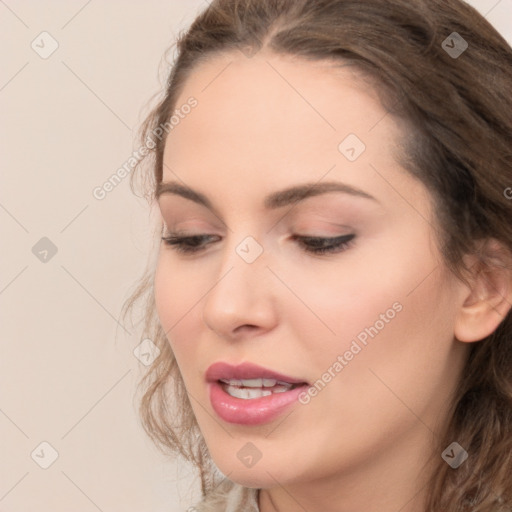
[206,361,310,425]
[218,378,304,399]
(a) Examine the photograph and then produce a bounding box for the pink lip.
[206,362,309,425]
[205,362,308,384]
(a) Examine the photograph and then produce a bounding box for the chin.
[210,454,299,489]
[218,470,281,489]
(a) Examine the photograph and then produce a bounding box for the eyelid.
[160,231,356,257]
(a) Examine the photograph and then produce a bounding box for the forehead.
[166,51,399,153]
[161,51,423,214]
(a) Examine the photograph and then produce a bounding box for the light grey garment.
[190,479,259,512]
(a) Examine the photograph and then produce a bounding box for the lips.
[205,362,308,385]
[206,362,309,425]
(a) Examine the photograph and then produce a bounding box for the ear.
[454,238,512,343]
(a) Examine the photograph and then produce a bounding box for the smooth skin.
[153,51,512,512]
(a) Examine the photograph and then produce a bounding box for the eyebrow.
[155,180,378,211]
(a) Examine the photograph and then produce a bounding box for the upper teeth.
[219,378,293,388]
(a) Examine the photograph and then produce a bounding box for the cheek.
[153,255,204,361]
[292,231,456,403]
[154,256,177,329]
[304,268,459,437]
[278,253,408,370]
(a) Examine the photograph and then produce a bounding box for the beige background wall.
[1,1,511,511]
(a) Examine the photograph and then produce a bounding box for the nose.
[201,237,278,341]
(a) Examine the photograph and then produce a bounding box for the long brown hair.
[121,0,512,509]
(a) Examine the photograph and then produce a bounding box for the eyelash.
[160,233,356,256]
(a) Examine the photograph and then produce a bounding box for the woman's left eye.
[161,233,356,256]
[291,233,356,255]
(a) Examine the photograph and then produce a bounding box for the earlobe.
[454,239,512,343]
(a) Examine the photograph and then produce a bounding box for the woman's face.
[154,52,471,495]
